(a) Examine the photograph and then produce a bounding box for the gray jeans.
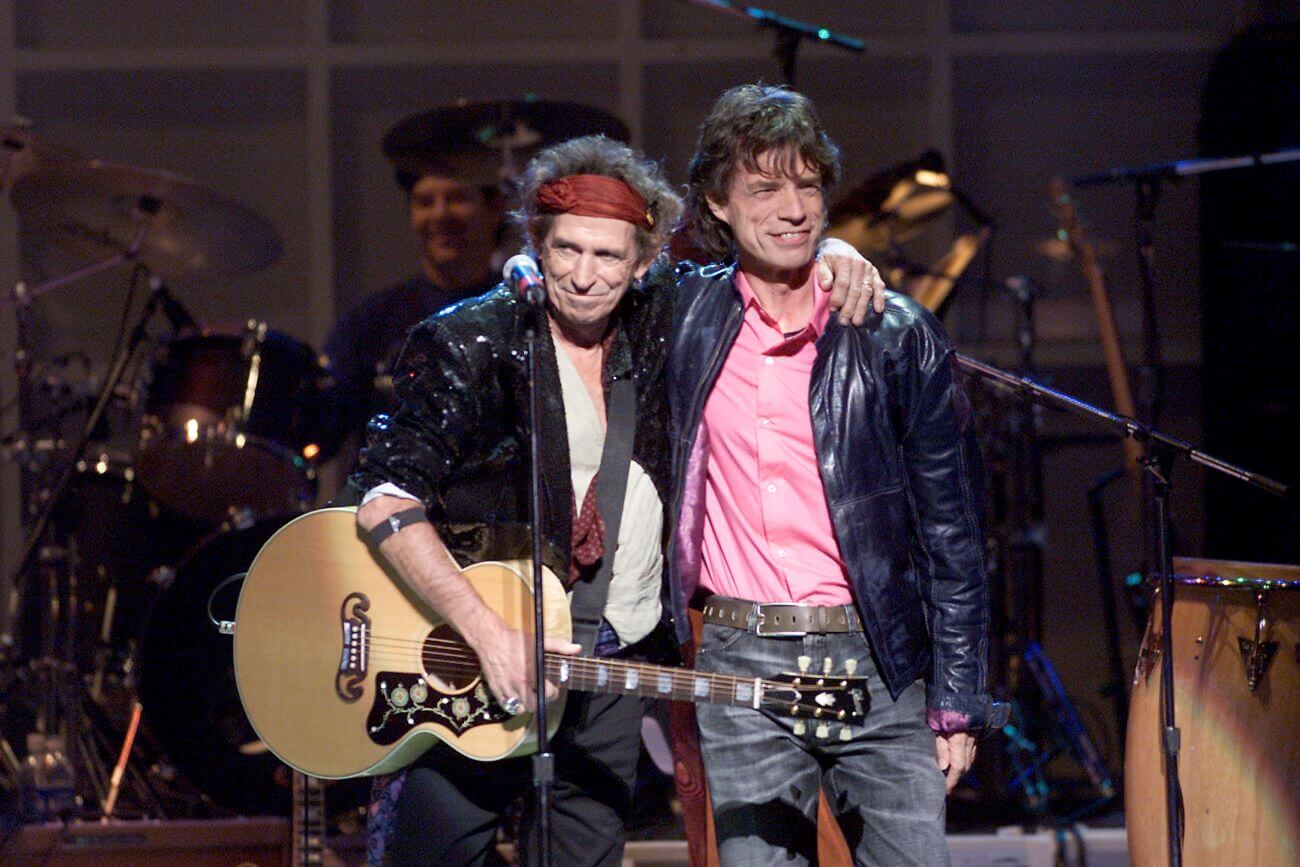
[696,623,950,866]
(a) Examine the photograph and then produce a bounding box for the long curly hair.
[686,84,841,262]
[512,135,683,264]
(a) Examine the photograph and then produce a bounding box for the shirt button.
[766,483,777,493]
[777,548,788,558]
[761,418,772,428]
[764,357,775,366]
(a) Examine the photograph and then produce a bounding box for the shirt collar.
[734,268,831,340]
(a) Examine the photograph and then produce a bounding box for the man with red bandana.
[351,134,883,865]
[668,84,1003,865]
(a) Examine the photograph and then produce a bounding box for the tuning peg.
[822,657,833,675]
[797,655,811,673]
[793,720,807,736]
[839,725,852,741]
[815,722,830,739]
[844,659,858,675]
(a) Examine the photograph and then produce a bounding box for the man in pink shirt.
[668,85,1002,865]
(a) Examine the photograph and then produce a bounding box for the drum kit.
[0,95,634,828]
[0,120,354,823]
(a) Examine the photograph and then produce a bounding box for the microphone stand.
[521,280,553,867]
[955,353,1287,867]
[678,0,864,84]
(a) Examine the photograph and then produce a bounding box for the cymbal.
[10,159,283,282]
[1,120,83,188]
[383,98,629,186]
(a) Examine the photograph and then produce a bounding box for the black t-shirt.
[321,273,497,462]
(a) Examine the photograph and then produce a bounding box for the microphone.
[503,254,545,306]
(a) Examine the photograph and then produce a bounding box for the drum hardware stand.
[0,219,150,651]
[0,234,188,818]
[955,353,1287,867]
[975,277,1121,819]
[1085,467,1133,744]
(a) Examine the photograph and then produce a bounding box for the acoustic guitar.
[233,507,867,780]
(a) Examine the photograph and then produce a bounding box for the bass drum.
[51,451,201,679]
[1125,557,1299,866]
[139,516,367,820]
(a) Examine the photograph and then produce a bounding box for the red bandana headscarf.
[537,174,654,230]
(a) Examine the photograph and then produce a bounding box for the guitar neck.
[1048,177,1142,475]
[547,653,774,709]
[291,771,327,866]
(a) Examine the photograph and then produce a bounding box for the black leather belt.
[701,594,862,637]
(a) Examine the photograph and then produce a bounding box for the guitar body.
[233,507,570,779]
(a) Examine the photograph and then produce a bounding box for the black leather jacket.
[353,283,673,583]
[667,264,996,727]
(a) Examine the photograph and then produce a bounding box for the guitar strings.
[339,632,848,708]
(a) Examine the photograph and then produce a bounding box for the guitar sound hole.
[422,623,481,693]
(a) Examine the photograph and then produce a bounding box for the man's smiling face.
[707,147,825,281]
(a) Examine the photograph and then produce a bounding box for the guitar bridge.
[336,592,371,702]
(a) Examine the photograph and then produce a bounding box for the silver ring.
[501,696,523,716]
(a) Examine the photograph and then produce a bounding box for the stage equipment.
[0,146,309,826]
[1126,558,1299,867]
[1063,147,1300,867]
[957,353,1287,867]
[10,159,283,283]
[135,323,331,524]
[828,150,993,313]
[382,98,629,186]
[678,1,864,84]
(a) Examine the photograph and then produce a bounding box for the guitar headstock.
[763,655,868,738]
[1048,176,1087,256]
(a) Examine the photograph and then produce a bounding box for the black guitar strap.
[568,375,637,655]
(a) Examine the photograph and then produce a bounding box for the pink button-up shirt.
[698,271,852,605]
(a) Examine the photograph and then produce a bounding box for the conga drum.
[1125,558,1299,866]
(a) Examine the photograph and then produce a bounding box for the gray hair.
[512,135,683,264]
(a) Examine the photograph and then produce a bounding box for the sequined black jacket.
[353,279,673,581]
[667,264,996,727]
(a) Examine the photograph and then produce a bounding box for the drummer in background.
[317,100,629,498]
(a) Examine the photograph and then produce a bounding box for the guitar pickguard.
[366,672,510,745]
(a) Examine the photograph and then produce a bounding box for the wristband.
[367,506,429,547]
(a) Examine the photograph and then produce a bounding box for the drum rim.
[1166,554,1300,590]
[1164,572,1300,590]
[137,419,317,471]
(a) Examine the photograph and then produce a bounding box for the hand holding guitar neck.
[467,612,580,715]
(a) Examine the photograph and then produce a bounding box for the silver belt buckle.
[754,602,811,637]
